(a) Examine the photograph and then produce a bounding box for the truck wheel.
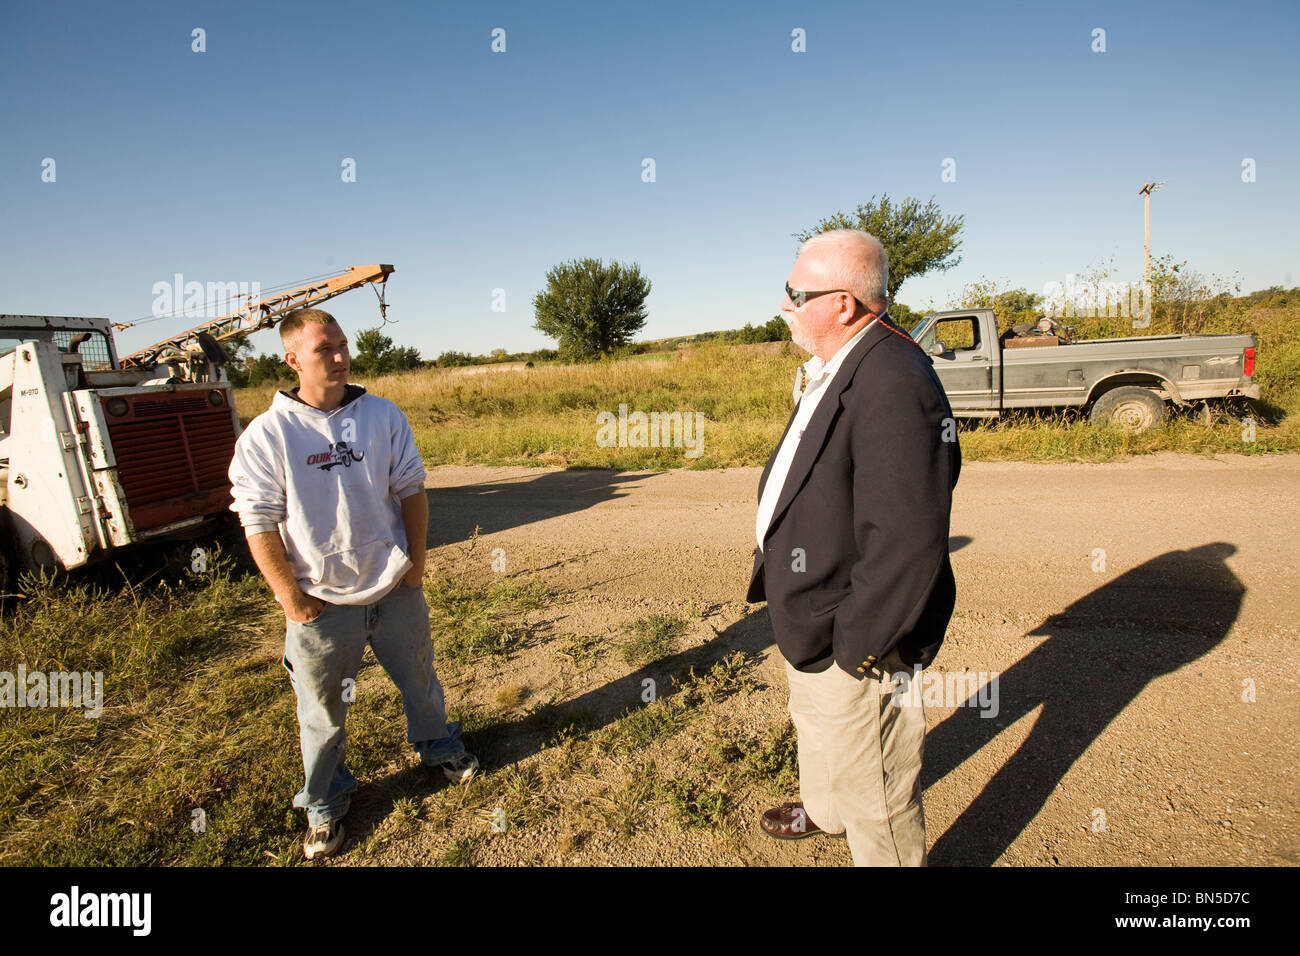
[1089,386,1166,433]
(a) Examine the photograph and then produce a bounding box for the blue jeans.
[281,581,465,827]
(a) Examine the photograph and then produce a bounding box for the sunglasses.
[785,283,865,311]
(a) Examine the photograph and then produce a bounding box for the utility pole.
[1135,181,1165,328]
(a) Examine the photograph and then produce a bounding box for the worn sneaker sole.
[303,822,346,860]
[441,756,480,784]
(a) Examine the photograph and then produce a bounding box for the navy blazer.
[747,315,961,676]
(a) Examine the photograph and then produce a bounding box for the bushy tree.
[533,258,651,361]
[736,316,793,344]
[948,277,1043,332]
[351,327,422,376]
[436,350,475,367]
[246,352,293,386]
[797,195,964,304]
[763,315,791,341]
[225,336,292,386]
[1148,254,1242,335]
[888,302,927,330]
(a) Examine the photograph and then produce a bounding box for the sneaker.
[439,750,480,784]
[303,820,345,860]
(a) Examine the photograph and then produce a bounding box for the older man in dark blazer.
[748,228,960,866]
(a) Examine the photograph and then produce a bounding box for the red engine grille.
[106,405,237,532]
[133,395,210,417]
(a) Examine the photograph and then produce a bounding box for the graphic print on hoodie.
[228,384,427,605]
[306,441,365,471]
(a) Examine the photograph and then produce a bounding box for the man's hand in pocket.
[281,589,325,623]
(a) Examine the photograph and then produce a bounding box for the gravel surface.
[331,453,1300,866]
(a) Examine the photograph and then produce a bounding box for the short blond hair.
[280,308,339,351]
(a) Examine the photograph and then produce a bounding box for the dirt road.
[376,453,1300,866]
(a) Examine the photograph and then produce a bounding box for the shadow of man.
[923,542,1243,866]
[423,470,655,548]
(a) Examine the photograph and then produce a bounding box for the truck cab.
[910,310,1002,414]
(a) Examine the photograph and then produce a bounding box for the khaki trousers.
[784,648,928,866]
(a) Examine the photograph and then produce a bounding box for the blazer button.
[856,666,866,673]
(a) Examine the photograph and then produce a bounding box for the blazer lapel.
[761,320,894,539]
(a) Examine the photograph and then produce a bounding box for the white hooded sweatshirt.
[228,384,427,605]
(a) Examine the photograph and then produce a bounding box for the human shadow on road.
[467,608,779,767]
[349,538,1242,865]
[923,542,1243,866]
[422,469,656,549]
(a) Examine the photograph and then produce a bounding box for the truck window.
[918,316,980,353]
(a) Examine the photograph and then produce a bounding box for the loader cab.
[0,324,117,371]
[1,317,122,467]
[1,317,121,394]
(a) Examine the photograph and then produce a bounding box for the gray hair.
[798,229,889,312]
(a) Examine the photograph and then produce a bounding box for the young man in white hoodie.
[228,308,477,860]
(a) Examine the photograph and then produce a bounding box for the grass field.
[233,306,1300,466]
[0,539,794,866]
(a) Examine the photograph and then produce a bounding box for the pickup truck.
[908,309,1261,432]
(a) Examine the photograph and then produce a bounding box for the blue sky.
[2,0,1296,359]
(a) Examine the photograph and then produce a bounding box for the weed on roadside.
[705,721,799,796]
[494,683,527,712]
[597,762,657,836]
[555,631,606,668]
[439,836,481,867]
[425,571,550,666]
[657,776,730,831]
[621,614,687,666]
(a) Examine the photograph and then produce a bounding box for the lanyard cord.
[866,311,921,347]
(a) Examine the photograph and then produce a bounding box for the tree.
[436,350,475,367]
[246,352,292,386]
[533,258,651,361]
[223,337,255,386]
[763,315,792,342]
[888,302,926,330]
[796,195,964,304]
[737,316,793,344]
[223,337,293,386]
[949,276,1043,333]
[351,327,422,376]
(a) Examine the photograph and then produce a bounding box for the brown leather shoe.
[759,801,845,840]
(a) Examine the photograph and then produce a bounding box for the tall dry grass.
[233,309,1300,466]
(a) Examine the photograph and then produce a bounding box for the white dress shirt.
[756,319,877,550]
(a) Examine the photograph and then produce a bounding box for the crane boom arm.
[119,264,394,368]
